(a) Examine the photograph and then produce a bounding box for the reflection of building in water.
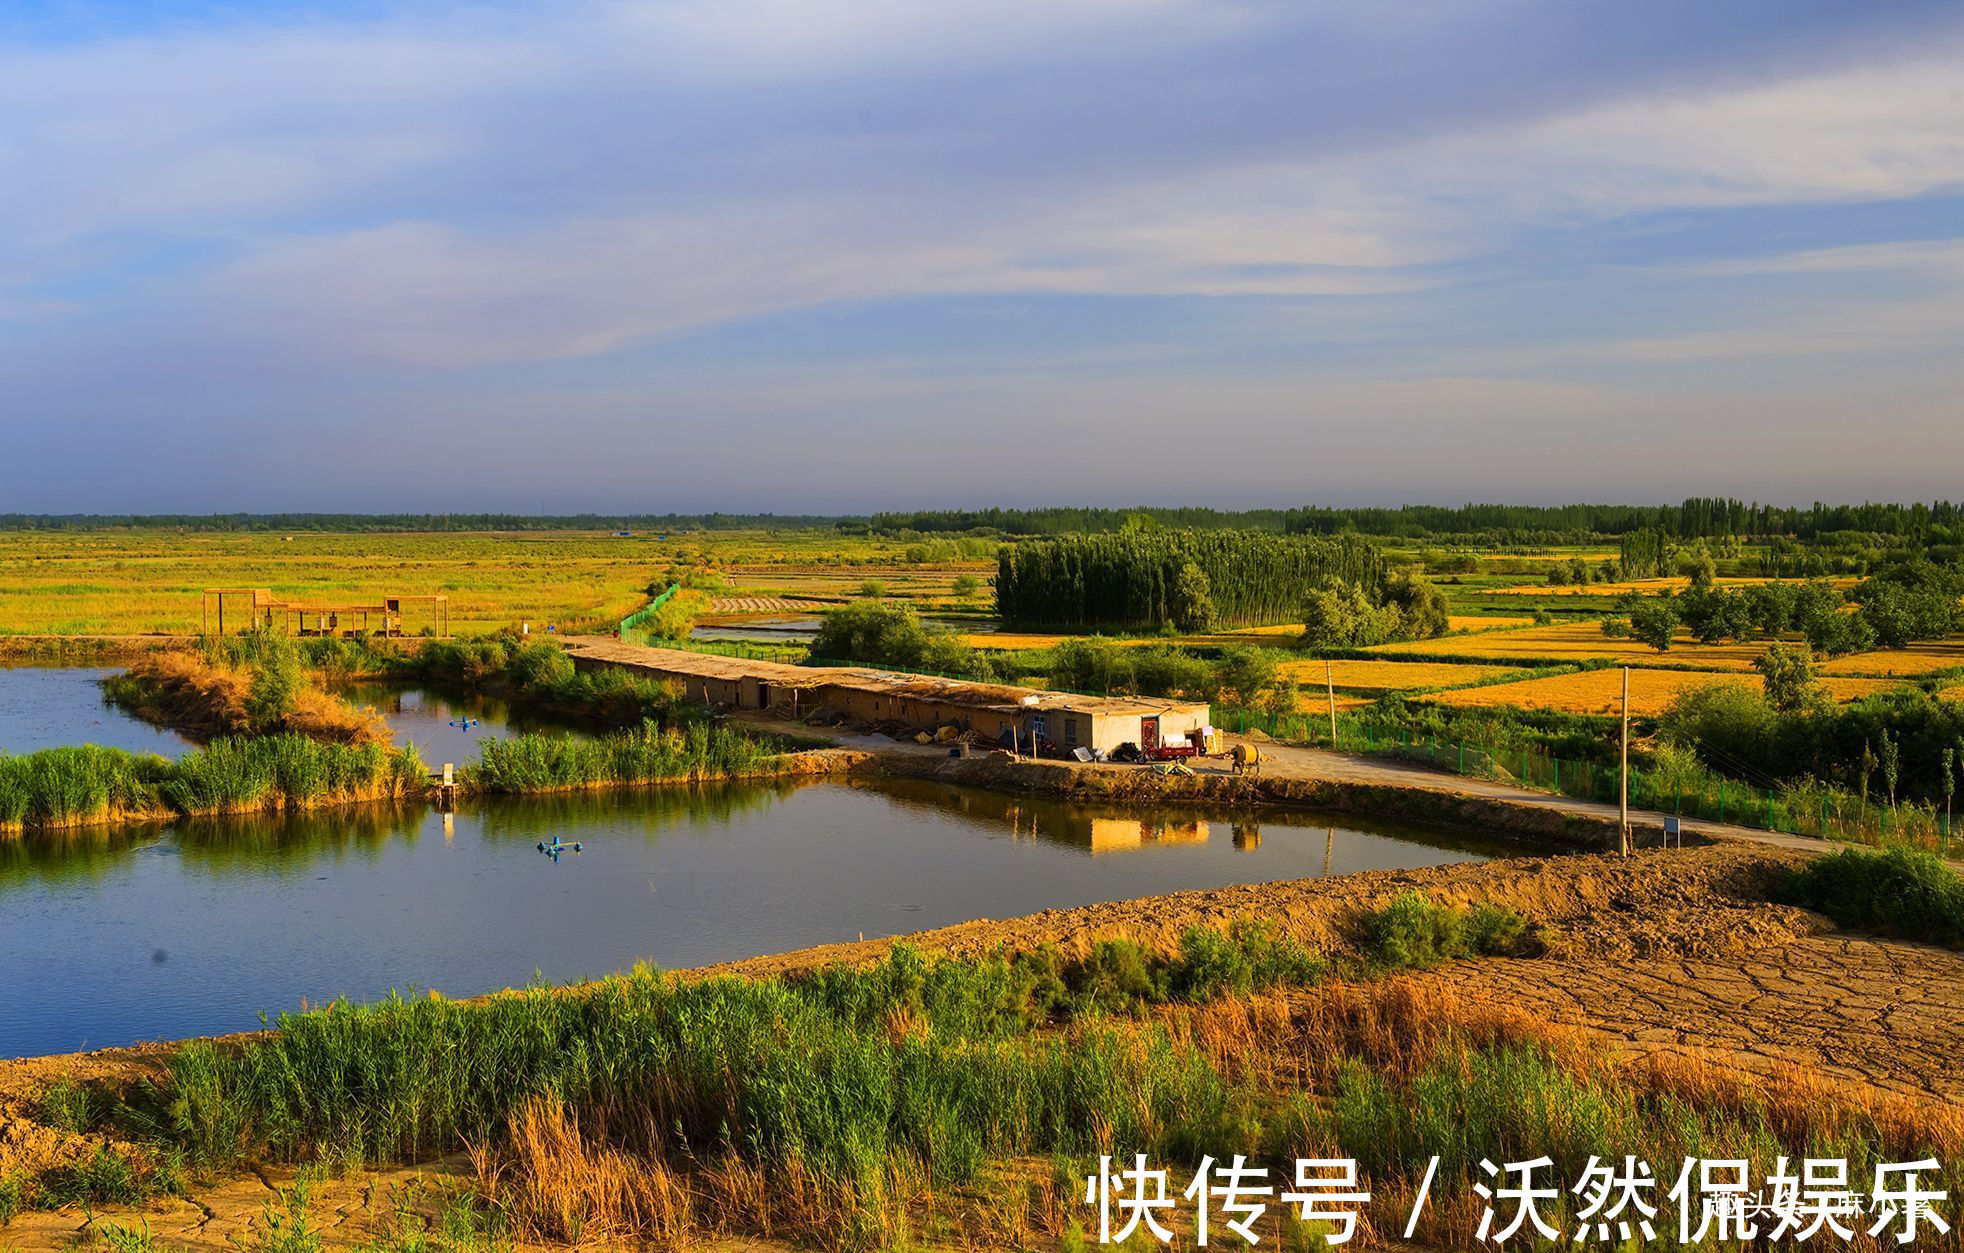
[1232,821,1261,851]
[1081,817,1210,853]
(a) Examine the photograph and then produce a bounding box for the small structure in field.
[202,589,449,638]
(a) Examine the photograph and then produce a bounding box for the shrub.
[1779,845,1964,947]
[1365,893,1531,968]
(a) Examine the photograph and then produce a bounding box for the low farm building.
[564,640,1211,755]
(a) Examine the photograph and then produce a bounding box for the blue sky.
[2,0,1961,513]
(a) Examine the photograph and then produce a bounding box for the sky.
[2,0,1962,514]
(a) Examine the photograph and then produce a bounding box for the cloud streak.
[0,0,1960,508]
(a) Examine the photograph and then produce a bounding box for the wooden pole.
[1619,666,1631,855]
[1325,660,1338,748]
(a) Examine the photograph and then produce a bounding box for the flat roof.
[563,638,1207,718]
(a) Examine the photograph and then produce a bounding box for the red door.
[1141,716,1160,751]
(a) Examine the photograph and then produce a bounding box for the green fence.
[1213,706,1954,854]
[617,585,680,646]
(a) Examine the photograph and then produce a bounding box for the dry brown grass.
[474,1095,933,1252]
[474,1096,694,1245]
[111,652,392,745]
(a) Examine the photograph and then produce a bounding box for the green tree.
[1381,567,1449,639]
[1754,643,1824,713]
[1684,550,1717,591]
[1171,561,1217,633]
[1299,581,1403,648]
[950,573,981,599]
[1629,600,1679,651]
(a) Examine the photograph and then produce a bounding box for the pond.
[0,776,1518,1057]
[0,665,195,759]
[0,665,574,767]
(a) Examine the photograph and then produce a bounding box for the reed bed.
[115,908,1964,1251]
[0,736,424,833]
[460,722,785,793]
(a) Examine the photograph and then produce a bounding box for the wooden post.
[1619,667,1631,855]
[1325,660,1338,748]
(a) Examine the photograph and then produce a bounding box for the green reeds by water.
[138,920,1963,1251]
[0,736,424,832]
[0,745,169,828]
[461,721,782,793]
[159,926,1322,1174]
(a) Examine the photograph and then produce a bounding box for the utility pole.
[1325,660,1338,748]
[1619,666,1631,855]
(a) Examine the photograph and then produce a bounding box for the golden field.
[0,530,1002,637]
[1367,620,1778,669]
[1484,575,1857,597]
[0,531,675,636]
[1275,657,1525,692]
[1819,639,1964,677]
[1446,614,1536,632]
[1428,668,1903,717]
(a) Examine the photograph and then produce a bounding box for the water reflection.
[1,774,1526,1058]
[0,665,193,758]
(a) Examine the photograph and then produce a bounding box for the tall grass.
[0,736,423,832]
[461,721,781,793]
[131,926,1964,1250]
[1780,843,1964,946]
[0,745,168,828]
[154,927,1322,1172]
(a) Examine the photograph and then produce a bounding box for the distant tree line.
[994,531,1383,631]
[16,498,1964,546]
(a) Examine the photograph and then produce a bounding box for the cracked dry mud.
[3,842,1959,1249]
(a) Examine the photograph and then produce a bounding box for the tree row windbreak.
[994,531,1383,630]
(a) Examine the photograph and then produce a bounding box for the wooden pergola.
[202,589,448,638]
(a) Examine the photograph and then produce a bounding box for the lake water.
[0,667,1518,1058]
[0,665,564,767]
[0,778,1516,1058]
[0,666,195,759]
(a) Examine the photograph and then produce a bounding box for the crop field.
[1819,639,1964,677]
[726,562,993,608]
[0,531,682,636]
[1427,667,1903,717]
[1367,620,1780,669]
[1446,614,1536,632]
[0,530,995,637]
[1274,657,1525,693]
[1482,575,1847,597]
